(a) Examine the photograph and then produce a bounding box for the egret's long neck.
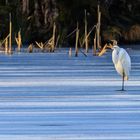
[112,47,120,64]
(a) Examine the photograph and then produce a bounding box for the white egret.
[112,45,131,91]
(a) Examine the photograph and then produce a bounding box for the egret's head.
[112,40,118,46]
[106,40,118,50]
[111,40,118,50]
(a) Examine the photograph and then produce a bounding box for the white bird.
[112,45,131,91]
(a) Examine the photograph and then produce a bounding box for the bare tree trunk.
[41,0,58,29]
[5,0,8,5]
[22,0,29,14]
[34,0,41,27]
[26,0,29,14]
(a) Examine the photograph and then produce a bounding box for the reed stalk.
[52,22,56,52]
[93,33,97,55]
[75,23,79,57]
[8,13,12,54]
[5,37,8,54]
[35,41,44,51]
[69,47,72,57]
[28,44,33,53]
[97,5,101,50]
[15,30,22,52]
[84,10,88,54]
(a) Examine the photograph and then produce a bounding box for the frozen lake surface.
[0,49,140,140]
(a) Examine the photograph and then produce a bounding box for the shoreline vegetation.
[0,0,140,55]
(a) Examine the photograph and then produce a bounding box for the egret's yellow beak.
[106,44,113,49]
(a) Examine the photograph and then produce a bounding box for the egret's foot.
[116,89,126,92]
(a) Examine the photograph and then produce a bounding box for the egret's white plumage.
[112,45,131,90]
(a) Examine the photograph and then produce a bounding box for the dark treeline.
[0,0,140,46]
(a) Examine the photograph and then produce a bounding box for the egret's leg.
[122,72,125,91]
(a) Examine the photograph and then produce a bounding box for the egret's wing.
[119,49,131,78]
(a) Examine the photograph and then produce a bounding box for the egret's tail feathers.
[124,76,129,81]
